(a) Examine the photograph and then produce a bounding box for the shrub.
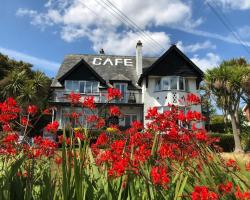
[210,133,235,152]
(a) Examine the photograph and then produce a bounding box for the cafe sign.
[92,57,133,67]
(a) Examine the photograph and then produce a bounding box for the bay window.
[154,76,187,91]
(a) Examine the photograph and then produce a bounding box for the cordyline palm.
[1,69,27,98]
[205,58,250,152]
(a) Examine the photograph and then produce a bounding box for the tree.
[205,58,250,152]
[0,52,51,109]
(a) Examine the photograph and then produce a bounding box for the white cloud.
[177,40,216,53]
[173,26,250,47]
[237,25,250,39]
[207,0,250,10]
[0,47,60,75]
[16,0,201,55]
[191,53,221,71]
[90,30,171,56]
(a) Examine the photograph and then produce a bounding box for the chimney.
[136,40,142,77]
[99,48,105,55]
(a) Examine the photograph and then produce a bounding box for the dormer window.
[155,76,187,91]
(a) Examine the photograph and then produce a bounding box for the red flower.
[219,181,233,194]
[107,88,122,100]
[2,124,11,132]
[146,107,158,119]
[21,117,29,126]
[68,92,81,104]
[82,96,95,109]
[55,156,63,166]
[45,121,59,133]
[43,108,52,115]
[27,105,38,115]
[235,186,250,200]
[3,133,19,143]
[151,166,170,188]
[245,162,250,172]
[195,131,208,142]
[109,105,121,116]
[75,132,85,141]
[95,133,108,146]
[95,118,105,129]
[0,97,20,124]
[186,93,201,105]
[226,159,240,171]
[192,186,219,200]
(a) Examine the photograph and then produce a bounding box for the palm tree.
[205,58,250,152]
[1,69,27,98]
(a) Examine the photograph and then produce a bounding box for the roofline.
[63,53,159,59]
[138,45,204,84]
[57,59,107,85]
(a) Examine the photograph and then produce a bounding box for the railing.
[50,90,143,104]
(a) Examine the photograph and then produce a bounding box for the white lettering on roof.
[92,57,133,67]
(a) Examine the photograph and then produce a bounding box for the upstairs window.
[65,80,99,93]
[154,76,187,91]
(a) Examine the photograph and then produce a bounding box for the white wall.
[142,76,202,123]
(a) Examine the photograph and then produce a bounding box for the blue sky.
[1,0,250,77]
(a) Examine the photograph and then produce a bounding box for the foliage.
[209,115,231,133]
[210,133,235,152]
[0,91,250,199]
[205,58,250,152]
[0,53,51,109]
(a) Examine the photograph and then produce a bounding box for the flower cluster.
[107,88,122,100]
[191,186,218,200]
[45,121,59,133]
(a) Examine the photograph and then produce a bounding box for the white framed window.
[154,76,186,91]
[119,114,137,126]
[65,80,99,93]
[157,106,170,113]
[114,83,127,102]
[155,79,161,91]
[65,80,79,92]
[61,107,96,127]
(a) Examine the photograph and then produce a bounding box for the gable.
[58,59,106,86]
[138,45,204,85]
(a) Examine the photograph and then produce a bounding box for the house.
[242,104,250,122]
[50,41,204,128]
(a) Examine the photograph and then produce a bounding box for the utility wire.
[93,0,163,54]
[205,0,250,55]
[104,0,165,52]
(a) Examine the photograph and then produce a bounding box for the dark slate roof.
[51,54,157,87]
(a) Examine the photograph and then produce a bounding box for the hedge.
[209,133,235,152]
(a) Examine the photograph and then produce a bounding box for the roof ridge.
[64,54,159,59]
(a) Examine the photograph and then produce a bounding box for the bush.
[209,133,235,152]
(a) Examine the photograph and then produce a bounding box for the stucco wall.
[142,76,202,124]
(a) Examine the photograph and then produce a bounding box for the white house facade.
[50,42,204,128]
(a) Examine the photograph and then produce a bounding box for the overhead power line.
[205,0,250,55]
[85,0,165,54]
[103,0,165,51]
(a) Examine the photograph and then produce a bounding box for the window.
[170,77,178,90]
[124,114,137,126]
[179,77,184,90]
[65,80,79,92]
[185,79,189,91]
[65,80,99,93]
[155,79,161,91]
[114,83,127,102]
[157,106,170,113]
[162,78,170,90]
[61,107,96,128]
[154,76,186,91]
